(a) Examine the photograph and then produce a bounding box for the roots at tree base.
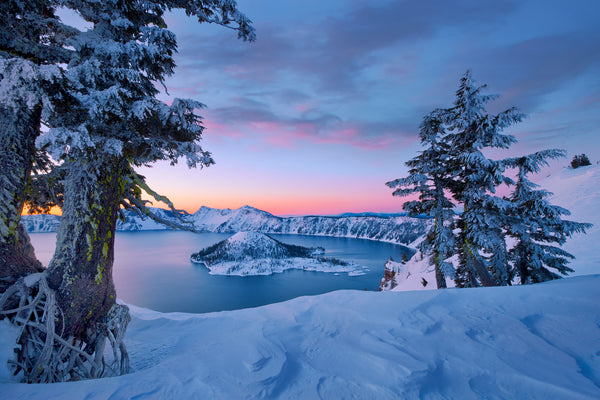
[0,272,130,383]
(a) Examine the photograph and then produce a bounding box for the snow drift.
[1,275,598,399]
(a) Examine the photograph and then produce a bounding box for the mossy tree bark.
[0,106,44,292]
[46,155,127,338]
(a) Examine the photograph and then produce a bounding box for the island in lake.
[190,231,365,276]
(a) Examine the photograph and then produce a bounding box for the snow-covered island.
[190,231,364,276]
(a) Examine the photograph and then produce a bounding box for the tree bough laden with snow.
[504,150,592,283]
[42,0,253,357]
[0,0,76,290]
[1,0,254,383]
[386,109,456,289]
[444,71,523,287]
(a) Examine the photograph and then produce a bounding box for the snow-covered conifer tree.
[34,0,254,377]
[444,71,523,287]
[0,0,77,290]
[387,109,455,288]
[505,150,592,283]
[0,0,254,382]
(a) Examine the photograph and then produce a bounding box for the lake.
[29,231,412,314]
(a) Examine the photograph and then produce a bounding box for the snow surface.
[380,254,455,292]
[203,258,361,276]
[1,276,599,399]
[191,231,364,276]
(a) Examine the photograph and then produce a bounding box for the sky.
[139,0,600,216]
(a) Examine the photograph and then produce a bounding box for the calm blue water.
[29,231,411,314]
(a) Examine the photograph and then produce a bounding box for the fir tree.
[570,154,591,169]
[0,0,76,290]
[1,0,254,382]
[387,71,590,290]
[505,150,592,283]
[40,0,254,340]
[387,109,455,289]
[444,71,523,287]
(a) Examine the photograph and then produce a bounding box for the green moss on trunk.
[46,155,127,338]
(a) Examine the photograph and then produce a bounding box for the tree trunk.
[463,239,496,287]
[434,253,447,289]
[432,213,447,289]
[516,244,529,284]
[46,155,127,338]
[0,106,44,292]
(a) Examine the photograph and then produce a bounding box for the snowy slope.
[379,253,456,292]
[1,275,599,399]
[22,204,429,245]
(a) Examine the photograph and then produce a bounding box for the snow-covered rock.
[191,231,361,276]
[22,205,429,245]
[190,205,428,245]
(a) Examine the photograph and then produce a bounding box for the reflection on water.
[29,231,411,314]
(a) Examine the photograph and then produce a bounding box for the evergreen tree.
[1,0,254,382]
[505,150,592,283]
[0,0,76,290]
[387,71,590,290]
[444,71,523,287]
[570,154,591,169]
[387,109,455,289]
[39,0,254,340]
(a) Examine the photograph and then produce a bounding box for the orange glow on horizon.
[169,192,419,217]
[22,205,62,216]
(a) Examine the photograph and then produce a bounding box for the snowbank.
[1,275,599,399]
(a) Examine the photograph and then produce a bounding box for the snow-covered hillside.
[22,204,429,245]
[190,231,360,276]
[2,275,598,399]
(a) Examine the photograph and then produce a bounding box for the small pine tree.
[387,109,455,289]
[570,154,591,169]
[387,71,591,290]
[505,150,592,283]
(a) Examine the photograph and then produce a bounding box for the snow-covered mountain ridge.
[22,204,429,245]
